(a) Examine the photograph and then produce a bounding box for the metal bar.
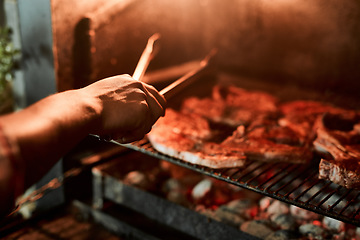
[261,164,294,191]
[315,186,342,208]
[339,192,360,215]
[134,139,150,147]
[226,168,243,181]
[215,168,231,178]
[351,201,360,219]
[294,178,322,201]
[284,167,318,198]
[230,161,264,183]
[305,181,332,204]
[244,163,278,186]
[221,168,248,181]
[272,165,311,195]
[328,189,353,212]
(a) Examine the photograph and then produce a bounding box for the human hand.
[81,74,166,143]
[0,74,165,194]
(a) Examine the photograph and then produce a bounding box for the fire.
[312,220,322,226]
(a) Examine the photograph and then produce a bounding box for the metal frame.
[118,138,360,227]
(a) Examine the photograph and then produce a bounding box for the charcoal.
[266,200,290,216]
[299,223,329,239]
[224,199,258,219]
[213,207,245,228]
[290,205,321,221]
[322,216,345,232]
[123,171,150,190]
[240,220,274,239]
[270,214,297,230]
[265,229,300,240]
[191,178,212,201]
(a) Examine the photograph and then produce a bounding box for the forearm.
[0,74,166,202]
[0,89,101,189]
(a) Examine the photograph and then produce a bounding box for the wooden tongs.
[159,49,216,99]
[133,33,216,99]
[132,33,161,81]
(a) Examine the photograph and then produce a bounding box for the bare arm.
[0,74,166,193]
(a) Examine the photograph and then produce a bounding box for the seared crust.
[319,158,360,189]
[148,85,360,181]
[149,86,312,168]
[278,100,346,144]
[182,85,279,127]
[148,109,247,169]
[222,119,313,164]
[314,112,360,188]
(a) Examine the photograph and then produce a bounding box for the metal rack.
[117,138,360,227]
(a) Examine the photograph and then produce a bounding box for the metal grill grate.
[118,139,360,227]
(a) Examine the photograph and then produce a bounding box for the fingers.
[115,124,152,144]
[117,84,165,143]
[92,74,166,143]
[139,82,166,125]
[119,75,166,119]
[145,92,165,125]
[144,84,167,116]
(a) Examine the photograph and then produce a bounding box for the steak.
[149,86,313,168]
[318,158,360,189]
[314,112,360,188]
[278,100,350,145]
[182,85,279,127]
[222,115,313,164]
[148,109,247,169]
[148,85,360,179]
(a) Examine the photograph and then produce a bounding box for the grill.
[4,0,360,238]
[117,138,360,227]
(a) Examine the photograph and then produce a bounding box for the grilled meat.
[149,87,315,168]
[148,85,360,175]
[314,112,360,188]
[182,85,279,127]
[318,158,360,189]
[278,100,347,145]
[148,109,247,169]
[222,116,313,164]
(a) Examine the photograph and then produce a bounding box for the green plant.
[0,27,19,94]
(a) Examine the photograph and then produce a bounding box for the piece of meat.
[152,108,212,140]
[318,145,360,189]
[149,86,312,168]
[213,85,278,113]
[246,115,305,146]
[278,100,351,145]
[319,158,360,189]
[222,117,313,164]
[314,112,360,188]
[181,85,279,127]
[181,97,229,125]
[148,109,247,169]
[314,112,360,158]
[355,123,360,134]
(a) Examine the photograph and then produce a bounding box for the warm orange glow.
[261,0,303,9]
[312,220,322,226]
[85,0,135,29]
